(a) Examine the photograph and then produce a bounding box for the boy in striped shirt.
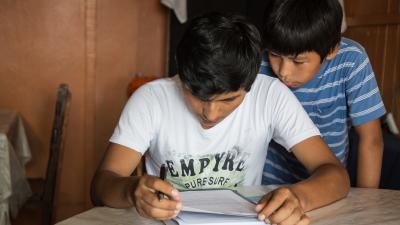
[260,0,386,188]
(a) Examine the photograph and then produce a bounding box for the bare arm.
[91,143,182,220]
[289,136,350,211]
[355,119,383,188]
[256,136,350,225]
[91,143,142,208]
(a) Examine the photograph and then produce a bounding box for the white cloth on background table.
[0,109,32,225]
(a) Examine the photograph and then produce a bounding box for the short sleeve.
[109,84,159,154]
[269,81,321,150]
[345,49,386,126]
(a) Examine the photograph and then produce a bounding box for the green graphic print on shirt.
[164,146,250,190]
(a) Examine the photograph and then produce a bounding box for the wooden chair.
[12,84,71,225]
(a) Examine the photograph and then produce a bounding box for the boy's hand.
[256,187,309,225]
[132,175,182,220]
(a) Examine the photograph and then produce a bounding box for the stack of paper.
[164,189,269,225]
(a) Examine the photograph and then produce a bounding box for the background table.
[56,186,400,225]
[0,109,32,225]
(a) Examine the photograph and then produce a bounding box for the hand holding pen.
[132,163,182,220]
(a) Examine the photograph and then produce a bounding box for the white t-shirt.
[110,74,319,190]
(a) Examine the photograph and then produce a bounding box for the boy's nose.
[202,102,219,122]
[279,61,292,81]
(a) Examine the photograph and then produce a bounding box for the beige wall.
[0,0,167,222]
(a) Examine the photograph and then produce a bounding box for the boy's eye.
[293,60,304,65]
[222,98,235,103]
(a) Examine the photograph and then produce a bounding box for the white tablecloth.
[0,109,32,225]
[56,186,400,225]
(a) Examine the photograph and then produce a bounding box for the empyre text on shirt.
[164,150,249,189]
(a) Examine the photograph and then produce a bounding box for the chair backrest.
[42,84,71,224]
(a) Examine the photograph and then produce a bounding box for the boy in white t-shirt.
[91,12,349,225]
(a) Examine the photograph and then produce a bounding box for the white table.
[0,109,32,225]
[56,186,400,225]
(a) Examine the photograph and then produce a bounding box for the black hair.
[176,12,262,101]
[262,0,342,61]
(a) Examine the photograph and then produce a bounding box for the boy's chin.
[283,81,301,88]
[201,122,216,129]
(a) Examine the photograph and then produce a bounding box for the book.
[163,189,269,225]
[164,211,267,225]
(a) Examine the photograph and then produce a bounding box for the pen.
[157,164,167,200]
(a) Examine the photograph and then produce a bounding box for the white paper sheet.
[180,189,257,217]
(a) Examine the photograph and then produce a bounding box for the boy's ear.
[326,45,340,60]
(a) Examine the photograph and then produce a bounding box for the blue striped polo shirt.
[260,37,386,184]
